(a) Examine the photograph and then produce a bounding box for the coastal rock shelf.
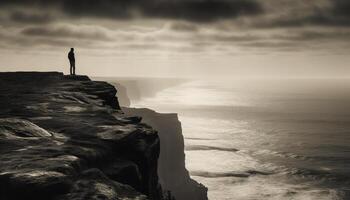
[0,72,162,200]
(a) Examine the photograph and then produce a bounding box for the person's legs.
[72,61,75,75]
[70,62,73,75]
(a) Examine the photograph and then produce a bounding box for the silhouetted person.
[68,48,75,75]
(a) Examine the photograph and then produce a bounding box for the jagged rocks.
[0,72,162,200]
[57,168,148,200]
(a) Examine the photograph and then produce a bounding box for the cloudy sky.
[0,0,349,77]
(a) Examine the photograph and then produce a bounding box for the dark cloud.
[257,0,350,28]
[205,33,261,42]
[332,0,350,18]
[21,25,112,41]
[0,0,349,54]
[276,30,350,42]
[1,0,350,27]
[139,0,263,22]
[262,15,350,28]
[10,11,53,24]
[0,0,263,22]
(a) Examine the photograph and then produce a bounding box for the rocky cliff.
[103,78,208,200]
[0,72,162,200]
[123,108,208,200]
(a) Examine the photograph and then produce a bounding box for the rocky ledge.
[0,72,162,200]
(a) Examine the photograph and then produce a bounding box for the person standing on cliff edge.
[68,48,75,75]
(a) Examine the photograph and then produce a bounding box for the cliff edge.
[0,72,162,200]
[123,108,208,200]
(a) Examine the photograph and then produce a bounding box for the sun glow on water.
[132,79,350,200]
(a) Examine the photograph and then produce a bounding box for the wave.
[242,149,309,160]
[185,145,239,152]
[190,170,272,178]
[186,144,310,160]
[185,137,217,141]
[286,168,350,183]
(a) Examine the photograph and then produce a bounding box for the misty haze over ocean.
[112,77,350,200]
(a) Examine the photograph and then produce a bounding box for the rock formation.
[0,72,162,200]
[123,108,208,200]
[107,78,208,200]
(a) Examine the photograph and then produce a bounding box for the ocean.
[121,78,350,200]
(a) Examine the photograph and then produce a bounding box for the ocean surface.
[124,78,350,200]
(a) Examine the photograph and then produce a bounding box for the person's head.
[70,48,74,52]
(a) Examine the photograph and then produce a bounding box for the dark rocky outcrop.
[108,82,131,107]
[0,72,162,200]
[123,108,208,200]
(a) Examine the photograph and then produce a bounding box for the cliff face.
[0,72,162,200]
[123,108,208,200]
